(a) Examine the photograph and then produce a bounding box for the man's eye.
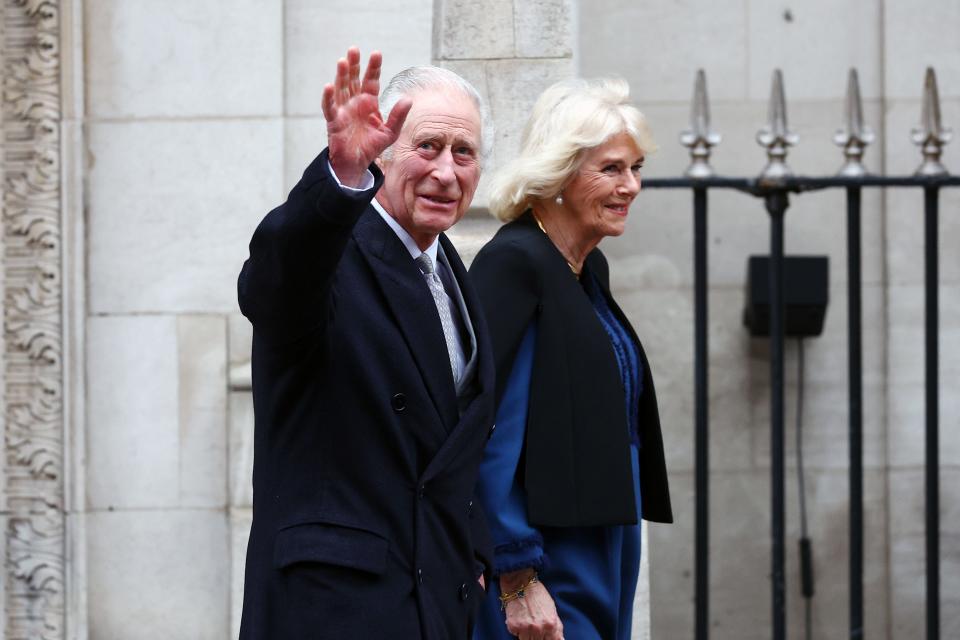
[631,164,643,173]
[455,146,474,156]
[418,141,435,151]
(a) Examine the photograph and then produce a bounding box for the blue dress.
[474,272,644,640]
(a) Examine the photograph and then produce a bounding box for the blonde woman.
[470,79,673,640]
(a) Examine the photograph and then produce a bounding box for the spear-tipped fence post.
[835,68,874,177]
[757,69,798,182]
[912,67,952,177]
[680,69,717,640]
[681,69,721,178]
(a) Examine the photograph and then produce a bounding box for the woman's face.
[562,132,644,241]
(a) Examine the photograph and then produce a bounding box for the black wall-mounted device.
[743,255,829,337]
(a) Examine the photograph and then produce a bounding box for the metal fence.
[644,68,959,640]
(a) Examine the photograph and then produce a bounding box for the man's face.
[376,89,482,249]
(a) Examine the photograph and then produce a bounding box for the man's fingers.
[347,46,362,94]
[361,50,383,96]
[335,57,350,103]
[384,97,413,137]
[321,84,336,122]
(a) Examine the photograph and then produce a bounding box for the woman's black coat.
[469,211,672,526]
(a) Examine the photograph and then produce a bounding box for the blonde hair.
[488,78,656,222]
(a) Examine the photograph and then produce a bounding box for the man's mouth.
[418,194,459,207]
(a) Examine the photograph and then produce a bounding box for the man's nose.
[431,147,457,184]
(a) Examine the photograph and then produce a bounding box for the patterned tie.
[415,252,464,387]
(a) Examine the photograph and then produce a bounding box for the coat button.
[418,485,426,499]
[391,393,406,412]
[467,500,474,515]
[459,583,470,601]
[417,568,423,584]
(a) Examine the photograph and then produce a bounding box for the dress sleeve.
[475,322,545,575]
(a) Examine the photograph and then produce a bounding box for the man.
[237,48,495,639]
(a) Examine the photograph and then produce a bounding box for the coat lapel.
[353,210,460,434]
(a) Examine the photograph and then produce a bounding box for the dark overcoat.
[237,150,495,639]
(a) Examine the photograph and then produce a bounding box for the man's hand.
[500,570,564,640]
[322,47,412,188]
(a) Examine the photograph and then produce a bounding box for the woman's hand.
[321,47,412,187]
[500,569,564,640]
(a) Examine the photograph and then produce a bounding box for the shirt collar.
[371,197,439,265]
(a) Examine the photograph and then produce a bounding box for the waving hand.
[322,47,412,188]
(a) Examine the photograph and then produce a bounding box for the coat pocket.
[273,521,389,575]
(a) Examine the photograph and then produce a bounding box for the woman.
[470,78,673,640]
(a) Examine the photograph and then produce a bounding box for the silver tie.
[415,253,464,387]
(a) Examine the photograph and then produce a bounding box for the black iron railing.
[644,68,958,640]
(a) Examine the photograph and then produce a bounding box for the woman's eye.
[602,165,619,174]
[631,164,643,173]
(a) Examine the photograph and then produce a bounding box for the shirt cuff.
[328,160,375,192]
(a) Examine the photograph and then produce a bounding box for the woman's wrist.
[499,567,538,592]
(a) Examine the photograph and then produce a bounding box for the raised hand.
[322,47,412,188]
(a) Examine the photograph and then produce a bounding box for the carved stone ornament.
[2,1,66,638]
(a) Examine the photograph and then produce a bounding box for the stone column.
[433,0,574,222]
[1,1,68,638]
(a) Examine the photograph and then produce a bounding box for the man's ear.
[374,156,385,170]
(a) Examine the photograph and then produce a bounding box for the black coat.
[469,211,673,526]
[237,150,495,639]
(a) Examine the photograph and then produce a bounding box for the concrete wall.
[579,1,959,638]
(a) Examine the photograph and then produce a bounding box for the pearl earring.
[555,193,564,206]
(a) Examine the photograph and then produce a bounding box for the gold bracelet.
[498,573,540,610]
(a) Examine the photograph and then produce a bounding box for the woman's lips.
[604,203,629,215]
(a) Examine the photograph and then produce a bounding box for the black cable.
[796,338,814,640]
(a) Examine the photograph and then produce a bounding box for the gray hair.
[488,77,656,222]
[379,66,493,162]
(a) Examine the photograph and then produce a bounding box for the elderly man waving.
[238,47,495,639]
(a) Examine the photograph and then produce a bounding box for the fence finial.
[834,68,874,177]
[912,67,952,176]
[756,69,798,179]
[680,69,721,178]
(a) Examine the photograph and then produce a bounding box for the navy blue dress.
[474,272,644,640]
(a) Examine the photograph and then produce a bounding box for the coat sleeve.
[237,148,383,344]
[468,237,541,407]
